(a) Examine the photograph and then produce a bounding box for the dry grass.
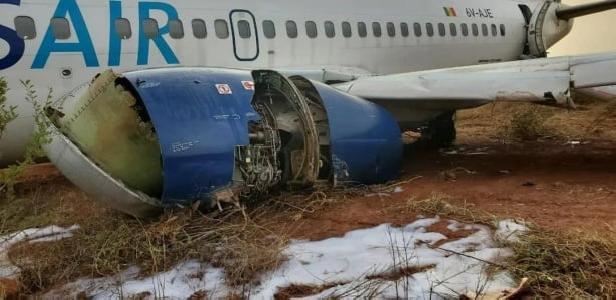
[4,174,615,297]
[508,228,616,297]
[404,193,498,227]
[4,180,375,295]
[505,106,552,141]
[9,204,289,294]
[457,96,616,143]
[0,179,94,235]
[405,194,616,298]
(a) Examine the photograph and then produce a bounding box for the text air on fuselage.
[0,0,181,71]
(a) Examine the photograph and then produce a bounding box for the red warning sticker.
[216,84,233,95]
[241,81,255,91]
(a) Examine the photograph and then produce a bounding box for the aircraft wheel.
[422,111,456,148]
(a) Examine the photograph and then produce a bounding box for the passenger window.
[400,23,409,37]
[491,24,498,36]
[358,22,367,37]
[449,23,457,36]
[169,19,184,39]
[238,20,251,38]
[472,23,479,36]
[51,17,70,40]
[114,18,131,40]
[14,16,36,40]
[305,21,317,38]
[342,21,352,38]
[286,21,298,38]
[461,23,469,36]
[372,22,381,37]
[482,23,488,36]
[500,24,506,36]
[413,23,422,37]
[215,19,229,39]
[426,23,434,37]
[192,19,207,39]
[143,18,159,39]
[263,20,276,39]
[386,22,395,37]
[438,23,446,36]
[325,21,335,38]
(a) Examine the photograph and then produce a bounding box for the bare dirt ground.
[289,140,616,240]
[2,97,616,297]
[8,99,616,239]
[280,99,616,240]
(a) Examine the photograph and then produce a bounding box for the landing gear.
[420,111,457,148]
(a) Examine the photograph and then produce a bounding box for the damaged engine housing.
[45,68,402,217]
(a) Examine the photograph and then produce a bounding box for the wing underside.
[336,53,616,111]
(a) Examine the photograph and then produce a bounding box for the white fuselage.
[0,0,540,164]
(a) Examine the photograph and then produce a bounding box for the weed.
[506,106,551,141]
[0,77,18,138]
[507,228,616,297]
[0,80,52,200]
[404,193,497,226]
[408,195,616,298]
[10,205,288,294]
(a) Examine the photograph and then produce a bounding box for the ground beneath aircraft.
[8,100,616,236]
[278,138,616,240]
[13,131,616,237]
[2,99,616,297]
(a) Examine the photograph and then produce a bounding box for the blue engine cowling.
[47,67,402,217]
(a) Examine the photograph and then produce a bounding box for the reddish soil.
[287,139,616,240]
[10,138,616,244]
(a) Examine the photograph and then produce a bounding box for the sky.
[550,0,616,56]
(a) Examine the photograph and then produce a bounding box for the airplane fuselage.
[1,0,543,164]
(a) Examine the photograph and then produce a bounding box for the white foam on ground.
[495,219,528,242]
[45,219,526,299]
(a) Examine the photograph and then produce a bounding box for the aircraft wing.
[578,86,616,100]
[335,52,616,111]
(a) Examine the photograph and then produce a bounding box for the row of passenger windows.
[268,21,506,39]
[13,16,507,41]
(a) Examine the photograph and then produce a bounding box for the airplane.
[2,0,616,217]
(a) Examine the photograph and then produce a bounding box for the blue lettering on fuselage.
[0,0,182,70]
[32,0,99,69]
[137,2,180,65]
[108,0,123,66]
[0,0,25,71]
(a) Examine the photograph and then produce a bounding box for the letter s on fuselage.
[0,0,25,70]
[1,0,181,71]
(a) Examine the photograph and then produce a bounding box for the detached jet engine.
[44,68,402,217]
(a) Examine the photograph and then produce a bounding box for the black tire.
[422,111,456,148]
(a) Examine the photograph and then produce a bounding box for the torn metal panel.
[44,124,163,218]
[123,68,259,206]
[45,68,403,218]
[58,70,163,197]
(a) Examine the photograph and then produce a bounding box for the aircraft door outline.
[229,9,260,61]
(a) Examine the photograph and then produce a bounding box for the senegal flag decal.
[443,7,457,17]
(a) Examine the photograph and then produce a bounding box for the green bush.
[0,77,18,139]
[507,107,550,141]
[0,79,52,199]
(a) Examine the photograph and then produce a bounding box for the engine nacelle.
[527,1,574,57]
[44,68,402,217]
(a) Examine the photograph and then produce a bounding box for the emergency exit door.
[230,10,260,61]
